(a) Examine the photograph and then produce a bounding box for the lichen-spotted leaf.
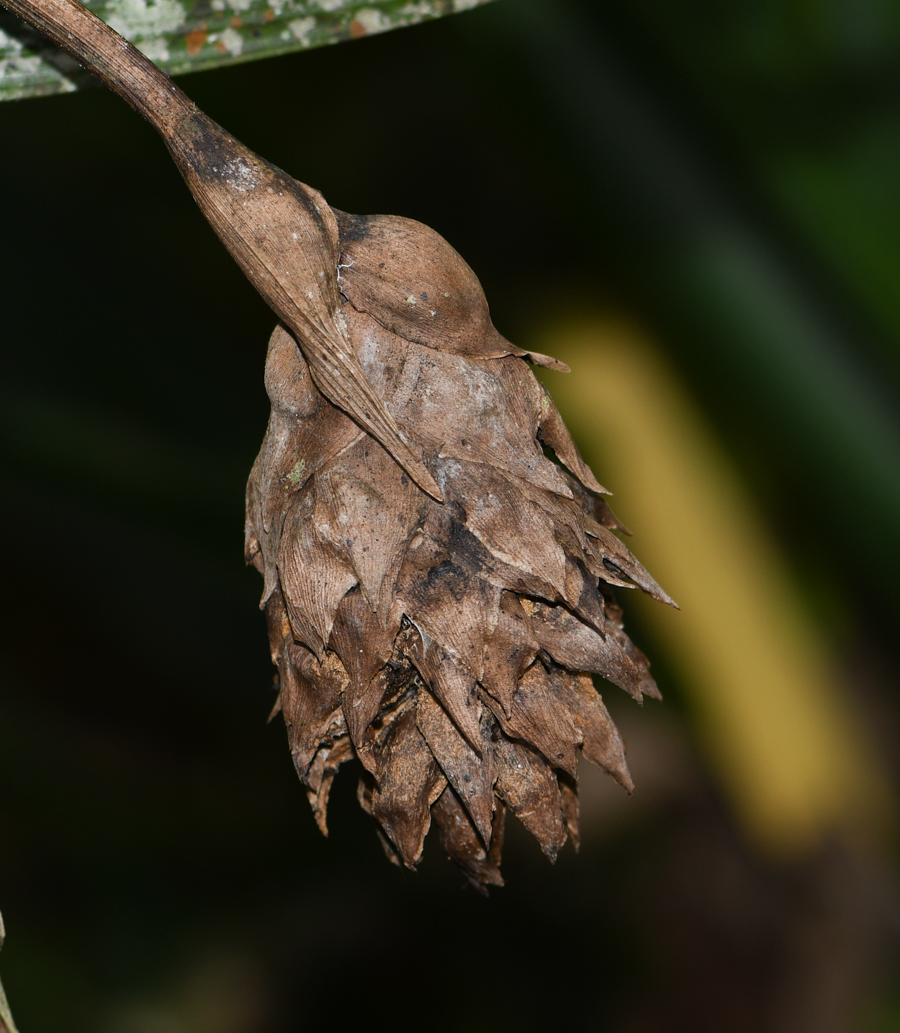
[0,0,497,101]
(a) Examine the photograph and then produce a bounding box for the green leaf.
[0,0,495,101]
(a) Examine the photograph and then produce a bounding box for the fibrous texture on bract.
[245,205,676,890]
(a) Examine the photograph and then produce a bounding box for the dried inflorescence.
[1,0,673,893]
[246,208,676,889]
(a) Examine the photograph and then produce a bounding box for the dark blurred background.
[2,0,900,1030]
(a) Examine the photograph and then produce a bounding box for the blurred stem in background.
[537,315,894,856]
[0,914,19,1033]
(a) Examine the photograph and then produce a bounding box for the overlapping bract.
[245,210,673,889]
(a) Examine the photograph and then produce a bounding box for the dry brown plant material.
[3,0,677,890]
[247,214,677,888]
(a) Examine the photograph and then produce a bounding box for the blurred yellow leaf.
[536,315,893,855]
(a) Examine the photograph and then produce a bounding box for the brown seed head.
[246,210,675,889]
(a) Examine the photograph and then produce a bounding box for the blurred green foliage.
[1,0,899,1030]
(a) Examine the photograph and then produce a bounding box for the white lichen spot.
[0,51,74,90]
[0,27,25,54]
[406,295,417,306]
[137,36,170,61]
[453,0,483,10]
[288,16,316,44]
[221,156,258,191]
[352,7,389,34]
[229,0,254,12]
[400,2,433,18]
[211,0,226,9]
[311,0,345,12]
[106,0,186,41]
[218,26,243,53]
